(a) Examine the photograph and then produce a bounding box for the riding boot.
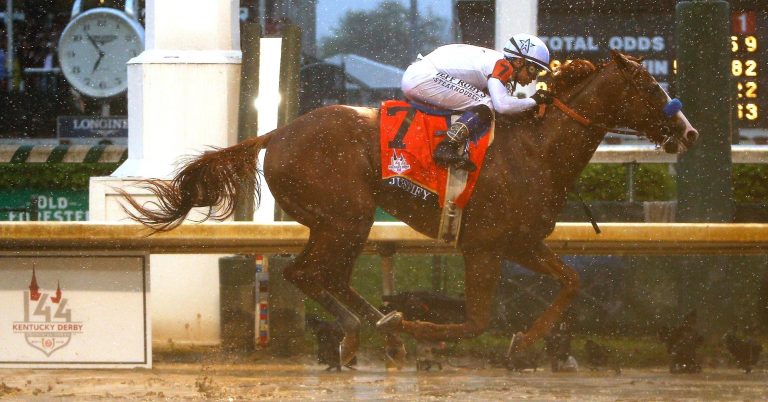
[433,105,492,172]
[433,123,476,172]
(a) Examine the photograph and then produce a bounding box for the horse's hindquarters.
[264,106,381,227]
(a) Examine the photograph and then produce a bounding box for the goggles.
[524,63,542,77]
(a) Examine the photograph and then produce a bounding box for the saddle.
[379,100,493,244]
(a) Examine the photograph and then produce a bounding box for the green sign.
[0,189,88,221]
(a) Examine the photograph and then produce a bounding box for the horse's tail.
[117,133,273,232]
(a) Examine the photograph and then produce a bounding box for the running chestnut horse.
[119,51,698,367]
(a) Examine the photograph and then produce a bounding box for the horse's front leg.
[379,248,502,341]
[507,241,580,353]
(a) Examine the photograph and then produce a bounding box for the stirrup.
[446,122,469,142]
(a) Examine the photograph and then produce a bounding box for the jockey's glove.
[531,89,554,105]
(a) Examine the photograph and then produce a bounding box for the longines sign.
[0,252,150,368]
[57,116,128,139]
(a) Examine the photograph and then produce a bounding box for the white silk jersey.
[401,44,536,114]
[423,44,507,89]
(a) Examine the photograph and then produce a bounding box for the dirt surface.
[1,354,767,401]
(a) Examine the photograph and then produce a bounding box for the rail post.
[265,24,306,354]
[432,255,445,292]
[218,255,256,352]
[219,21,261,353]
[266,255,305,356]
[378,243,397,296]
[234,21,261,222]
[277,23,301,128]
[674,1,737,332]
[624,162,637,203]
[675,0,734,223]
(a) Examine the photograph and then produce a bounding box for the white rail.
[589,144,768,164]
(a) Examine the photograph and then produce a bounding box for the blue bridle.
[663,98,683,118]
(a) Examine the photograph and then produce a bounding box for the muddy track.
[1,355,766,401]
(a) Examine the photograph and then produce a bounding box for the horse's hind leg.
[282,235,363,366]
[303,225,407,367]
[323,259,408,367]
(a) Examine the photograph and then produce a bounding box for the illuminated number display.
[731,10,763,127]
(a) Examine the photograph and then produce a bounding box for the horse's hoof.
[384,343,407,370]
[339,333,360,367]
[506,331,526,357]
[383,333,406,370]
[376,311,403,332]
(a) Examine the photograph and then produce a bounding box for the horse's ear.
[611,49,630,69]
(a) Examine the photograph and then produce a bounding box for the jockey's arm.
[487,77,536,115]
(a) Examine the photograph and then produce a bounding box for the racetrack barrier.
[1,221,766,367]
[0,144,127,163]
[1,221,766,255]
[0,144,764,164]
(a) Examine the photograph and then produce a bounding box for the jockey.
[401,33,554,171]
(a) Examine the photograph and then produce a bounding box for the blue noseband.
[663,98,683,117]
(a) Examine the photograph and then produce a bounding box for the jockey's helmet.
[503,33,551,72]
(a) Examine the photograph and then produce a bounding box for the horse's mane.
[548,59,598,96]
[548,54,645,96]
[496,58,604,129]
[496,59,600,128]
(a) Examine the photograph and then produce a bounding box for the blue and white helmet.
[503,33,551,71]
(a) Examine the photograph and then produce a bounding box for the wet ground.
[1,355,767,401]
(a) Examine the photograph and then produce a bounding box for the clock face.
[58,8,145,99]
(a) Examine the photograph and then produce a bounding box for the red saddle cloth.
[379,100,492,208]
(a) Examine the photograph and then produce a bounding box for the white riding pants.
[401,59,492,112]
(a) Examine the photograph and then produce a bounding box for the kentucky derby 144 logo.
[11,268,83,357]
[388,150,411,174]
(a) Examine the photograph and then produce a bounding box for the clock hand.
[92,51,105,73]
[85,33,102,52]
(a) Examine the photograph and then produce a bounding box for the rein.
[536,62,682,140]
[538,99,640,136]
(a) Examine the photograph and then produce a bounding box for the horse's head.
[605,50,699,153]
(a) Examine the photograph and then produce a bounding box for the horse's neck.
[539,82,610,189]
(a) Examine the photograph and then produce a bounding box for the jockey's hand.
[531,89,554,105]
